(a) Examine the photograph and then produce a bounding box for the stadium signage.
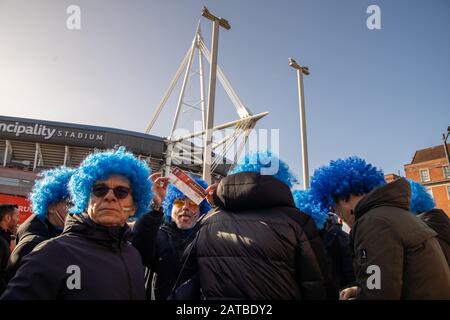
[0,121,104,142]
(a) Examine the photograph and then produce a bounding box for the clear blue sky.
[1,0,449,187]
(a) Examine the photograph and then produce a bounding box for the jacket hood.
[417,209,450,244]
[16,214,60,243]
[354,178,411,220]
[63,213,132,249]
[213,172,296,212]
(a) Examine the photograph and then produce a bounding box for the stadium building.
[0,115,227,223]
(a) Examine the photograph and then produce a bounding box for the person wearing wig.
[132,172,210,300]
[408,179,449,268]
[309,156,450,300]
[292,189,355,296]
[4,166,74,285]
[2,147,151,300]
[174,151,330,300]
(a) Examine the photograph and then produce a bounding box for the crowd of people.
[0,147,449,300]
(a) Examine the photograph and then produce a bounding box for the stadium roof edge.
[0,115,165,142]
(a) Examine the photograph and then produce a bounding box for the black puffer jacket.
[320,215,355,292]
[4,214,61,284]
[0,228,12,294]
[181,172,329,300]
[1,214,145,300]
[132,211,197,300]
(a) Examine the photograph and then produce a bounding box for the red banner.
[0,194,32,224]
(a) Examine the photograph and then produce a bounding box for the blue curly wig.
[309,156,386,209]
[68,147,152,218]
[292,189,329,230]
[162,178,211,222]
[30,166,75,220]
[408,179,435,214]
[229,151,298,188]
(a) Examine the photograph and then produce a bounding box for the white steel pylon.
[145,23,268,178]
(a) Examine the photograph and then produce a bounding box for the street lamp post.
[201,7,230,184]
[289,57,310,189]
[443,126,450,165]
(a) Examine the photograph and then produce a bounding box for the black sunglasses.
[92,184,131,200]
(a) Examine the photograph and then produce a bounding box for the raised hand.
[150,172,170,206]
[205,183,218,207]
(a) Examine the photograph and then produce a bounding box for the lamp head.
[289,57,300,69]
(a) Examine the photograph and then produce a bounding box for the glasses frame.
[173,198,199,210]
[92,184,131,200]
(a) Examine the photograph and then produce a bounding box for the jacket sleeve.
[4,237,44,284]
[295,215,329,300]
[336,230,356,288]
[131,210,164,268]
[0,239,10,294]
[1,240,67,300]
[353,215,404,300]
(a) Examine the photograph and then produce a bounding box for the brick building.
[404,144,450,217]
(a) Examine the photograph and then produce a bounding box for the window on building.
[443,166,450,179]
[447,185,450,199]
[420,169,430,182]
